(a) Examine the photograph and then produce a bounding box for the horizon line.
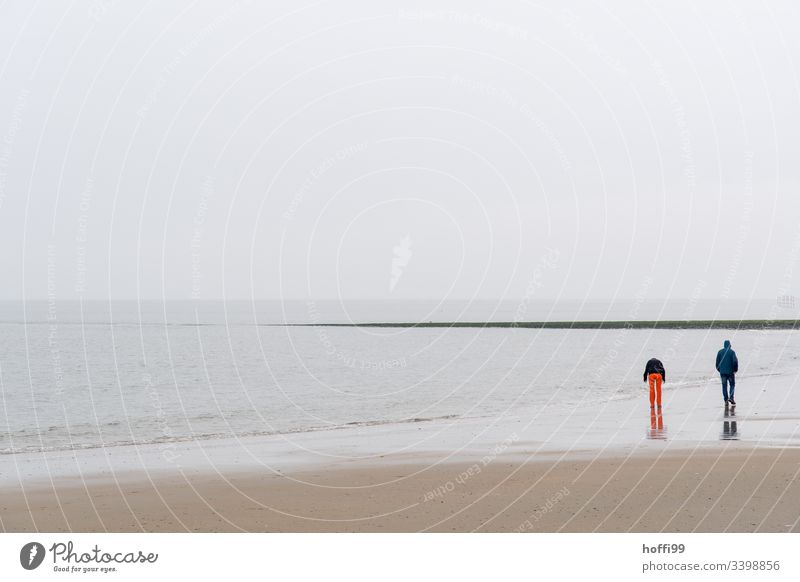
[0,297,790,303]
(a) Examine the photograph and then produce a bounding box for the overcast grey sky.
[1,0,798,302]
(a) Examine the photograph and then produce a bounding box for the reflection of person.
[650,408,664,430]
[716,340,739,406]
[643,357,666,409]
[647,408,666,440]
[722,407,738,439]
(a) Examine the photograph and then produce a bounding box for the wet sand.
[3,361,800,532]
[3,447,800,532]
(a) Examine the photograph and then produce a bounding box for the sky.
[1,0,799,303]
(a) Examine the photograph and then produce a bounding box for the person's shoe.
[729,398,736,406]
[724,399,730,406]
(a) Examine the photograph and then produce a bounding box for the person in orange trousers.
[643,357,666,408]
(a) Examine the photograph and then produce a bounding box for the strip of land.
[288,320,800,329]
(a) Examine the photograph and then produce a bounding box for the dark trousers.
[721,374,736,401]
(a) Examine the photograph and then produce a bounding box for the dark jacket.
[716,340,739,375]
[643,358,666,382]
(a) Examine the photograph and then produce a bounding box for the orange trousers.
[648,373,663,407]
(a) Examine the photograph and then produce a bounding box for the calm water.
[1,300,798,454]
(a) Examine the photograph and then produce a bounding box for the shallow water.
[1,301,799,455]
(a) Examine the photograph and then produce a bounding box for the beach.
[3,348,800,532]
[2,447,800,532]
[2,448,800,533]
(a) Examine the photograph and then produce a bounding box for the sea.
[1,298,799,455]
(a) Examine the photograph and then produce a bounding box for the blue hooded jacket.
[716,340,739,375]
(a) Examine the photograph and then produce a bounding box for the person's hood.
[724,340,731,349]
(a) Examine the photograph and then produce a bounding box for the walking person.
[716,339,739,407]
[643,357,666,409]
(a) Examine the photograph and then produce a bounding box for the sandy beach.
[3,447,800,532]
[4,371,800,533]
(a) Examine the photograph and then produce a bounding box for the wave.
[0,413,462,456]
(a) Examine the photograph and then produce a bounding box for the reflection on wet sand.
[721,406,739,440]
[647,408,666,440]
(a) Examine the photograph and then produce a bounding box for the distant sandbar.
[291,319,800,330]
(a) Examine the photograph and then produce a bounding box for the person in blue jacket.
[715,340,739,406]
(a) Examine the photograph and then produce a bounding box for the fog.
[1,0,798,302]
